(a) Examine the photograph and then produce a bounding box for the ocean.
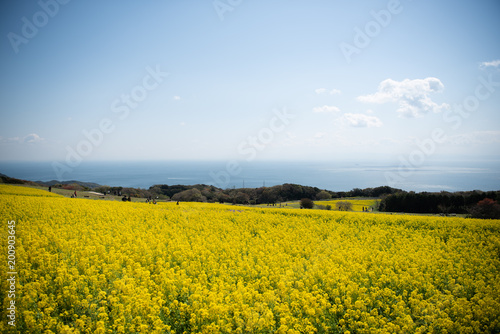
[1,160,499,192]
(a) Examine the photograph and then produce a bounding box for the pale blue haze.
[1,1,499,190]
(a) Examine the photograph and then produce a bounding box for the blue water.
[0,160,499,192]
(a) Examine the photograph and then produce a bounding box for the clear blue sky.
[1,0,499,164]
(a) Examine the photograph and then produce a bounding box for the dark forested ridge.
[378,190,500,215]
[145,184,402,205]
[147,184,500,217]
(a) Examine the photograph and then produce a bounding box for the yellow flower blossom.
[0,184,499,333]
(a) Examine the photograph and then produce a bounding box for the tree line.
[378,190,500,218]
[142,184,401,205]
[4,172,497,218]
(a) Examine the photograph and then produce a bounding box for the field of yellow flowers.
[1,184,500,333]
[314,199,378,211]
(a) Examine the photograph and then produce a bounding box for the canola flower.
[0,185,62,198]
[1,184,499,333]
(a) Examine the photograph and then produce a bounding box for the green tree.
[316,190,332,200]
[469,198,500,219]
[234,192,250,204]
[300,198,314,209]
[172,188,206,202]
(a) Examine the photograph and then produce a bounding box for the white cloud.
[0,136,19,144]
[357,77,449,118]
[343,113,383,128]
[314,132,327,139]
[315,88,341,95]
[173,95,181,100]
[23,133,44,143]
[0,133,44,144]
[480,59,500,69]
[313,105,340,113]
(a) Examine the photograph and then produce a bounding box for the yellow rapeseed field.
[1,184,499,333]
[315,199,378,211]
[0,184,63,198]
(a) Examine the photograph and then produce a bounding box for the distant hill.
[0,172,102,189]
[0,173,39,186]
[36,180,102,189]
